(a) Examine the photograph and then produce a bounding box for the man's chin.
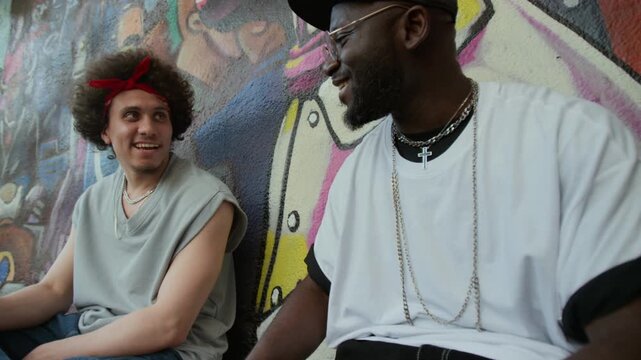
[131,160,168,175]
[343,106,387,131]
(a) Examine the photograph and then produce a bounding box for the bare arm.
[567,298,641,359]
[248,275,329,360]
[25,201,235,360]
[0,232,75,331]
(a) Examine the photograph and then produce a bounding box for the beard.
[343,54,402,130]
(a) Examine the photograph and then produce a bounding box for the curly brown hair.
[71,49,194,150]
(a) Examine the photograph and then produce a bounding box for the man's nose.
[322,53,340,77]
[138,115,155,135]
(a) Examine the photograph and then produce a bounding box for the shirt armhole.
[305,244,331,295]
[561,256,641,343]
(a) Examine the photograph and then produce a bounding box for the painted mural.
[0,0,639,358]
[0,2,9,75]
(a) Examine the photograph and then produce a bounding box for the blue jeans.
[0,313,181,360]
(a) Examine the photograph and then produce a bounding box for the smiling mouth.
[134,143,160,149]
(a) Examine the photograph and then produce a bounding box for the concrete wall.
[0,0,639,357]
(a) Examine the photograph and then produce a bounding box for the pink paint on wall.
[458,29,487,67]
[519,7,641,138]
[307,144,352,247]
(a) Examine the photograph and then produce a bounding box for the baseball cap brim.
[288,0,337,31]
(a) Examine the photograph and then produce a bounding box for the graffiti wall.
[0,0,639,358]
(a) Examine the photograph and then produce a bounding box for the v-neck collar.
[113,155,176,238]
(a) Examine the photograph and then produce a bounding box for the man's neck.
[393,74,471,135]
[123,159,169,197]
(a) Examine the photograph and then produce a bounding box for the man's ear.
[101,128,111,145]
[399,6,430,50]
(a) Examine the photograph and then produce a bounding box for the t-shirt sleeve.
[213,185,248,253]
[175,186,247,255]
[309,172,347,286]
[556,102,641,342]
[311,147,362,297]
[71,193,82,228]
[71,186,93,231]
[561,256,641,342]
[305,244,331,294]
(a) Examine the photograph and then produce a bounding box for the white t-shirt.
[312,82,641,360]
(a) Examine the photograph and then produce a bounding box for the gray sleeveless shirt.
[72,156,247,359]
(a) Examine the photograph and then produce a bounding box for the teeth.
[135,144,159,149]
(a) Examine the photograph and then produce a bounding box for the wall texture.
[0,0,639,358]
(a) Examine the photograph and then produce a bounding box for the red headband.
[88,56,167,113]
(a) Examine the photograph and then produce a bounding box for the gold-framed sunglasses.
[323,4,410,63]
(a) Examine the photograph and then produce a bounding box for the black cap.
[288,0,458,31]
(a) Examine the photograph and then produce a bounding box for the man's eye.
[154,112,169,121]
[334,30,353,45]
[123,112,138,121]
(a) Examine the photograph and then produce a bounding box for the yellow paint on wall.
[256,231,276,310]
[286,56,304,70]
[256,232,309,313]
[0,251,15,282]
[283,99,300,133]
[456,0,482,31]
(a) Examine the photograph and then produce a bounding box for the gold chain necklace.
[122,177,156,205]
[114,175,156,239]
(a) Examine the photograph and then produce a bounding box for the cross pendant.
[418,146,432,169]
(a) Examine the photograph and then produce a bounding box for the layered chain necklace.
[114,175,158,239]
[392,83,477,169]
[122,176,156,205]
[391,80,482,331]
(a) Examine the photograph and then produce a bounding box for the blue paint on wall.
[0,256,9,287]
[194,49,292,330]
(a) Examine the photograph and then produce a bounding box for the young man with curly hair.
[0,49,247,360]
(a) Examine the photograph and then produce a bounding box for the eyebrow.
[119,106,140,113]
[119,105,169,113]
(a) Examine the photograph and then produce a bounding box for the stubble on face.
[103,90,174,178]
[343,51,402,130]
